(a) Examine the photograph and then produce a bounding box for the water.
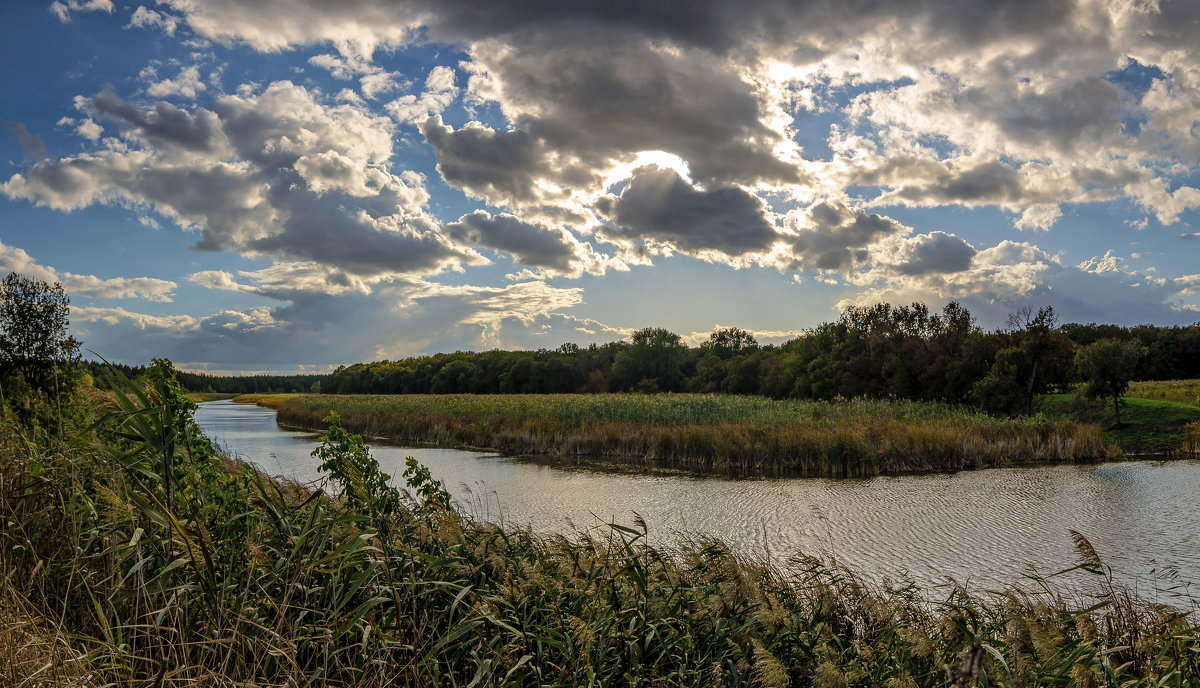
[196,400,1200,596]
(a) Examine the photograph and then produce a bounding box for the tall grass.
[2,379,1198,686]
[1128,379,1200,408]
[241,393,1114,477]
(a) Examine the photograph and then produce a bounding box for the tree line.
[3,270,1196,420]
[315,302,1197,417]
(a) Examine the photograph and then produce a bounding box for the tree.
[1075,338,1147,427]
[0,272,79,386]
[612,327,688,392]
[703,327,758,359]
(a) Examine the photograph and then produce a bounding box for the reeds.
[2,384,1198,687]
[241,393,1115,477]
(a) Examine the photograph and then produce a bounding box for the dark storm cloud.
[595,166,780,256]
[446,211,580,271]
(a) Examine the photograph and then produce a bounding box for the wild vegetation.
[4,272,1200,686]
[3,363,1200,686]
[240,392,1113,477]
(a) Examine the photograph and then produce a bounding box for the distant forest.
[96,301,1200,416]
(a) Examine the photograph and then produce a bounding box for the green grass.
[1037,393,1200,453]
[1128,379,1200,408]
[237,392,1114,477]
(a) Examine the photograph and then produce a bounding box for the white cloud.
[127,6,179,35]
[386,66,458,122]
[49,0,113,23]
[145,65,207,99]
[0,239,176,302]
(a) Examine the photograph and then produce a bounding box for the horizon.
[3,0,1199,375]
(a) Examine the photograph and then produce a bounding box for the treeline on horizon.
[147,301,1200,417]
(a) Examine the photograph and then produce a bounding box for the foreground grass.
[5,380,1200,687]
[237,393,1114,477]
[1037,394,1200,454]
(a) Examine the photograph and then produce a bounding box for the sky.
[1,0,1198,373]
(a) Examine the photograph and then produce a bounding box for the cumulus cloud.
[144,65,207,99]
[784,201,909,272]
[0,239,176,302]
[386,66,458,122]
[596,166,781,260]
[4,82,484,278]
[445,211,588,274]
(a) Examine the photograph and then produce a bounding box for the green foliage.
[0,272,85,436]
[313,411,403,529]
[612,327,690,392]
[1076,338,1149,426]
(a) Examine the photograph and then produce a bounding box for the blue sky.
[2,0,1198,373]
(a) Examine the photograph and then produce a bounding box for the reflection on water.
[196,400,1200,593]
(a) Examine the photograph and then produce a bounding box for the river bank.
[235,392,1114,478]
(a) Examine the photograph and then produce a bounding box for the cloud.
[386,66,458,121]
[4,123,49,162]
[127,6,179,35]
[595,166,781,260]
[420,115,567,205]
[445,211,589,274]
[0,239,176,302]
[144,65,207,99]
[784,200,909,272]
[465,32,802,187]
[49,0,112,23]
[4,82,484,278]
[308,52,403,100]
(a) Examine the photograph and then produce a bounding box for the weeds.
[2,370,1197,686]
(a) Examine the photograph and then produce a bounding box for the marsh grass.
[239,393,1113,477]
[2,378,1199,687]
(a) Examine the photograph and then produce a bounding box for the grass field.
[1036,393,1200,454]
[236,393,1113,477]
[1128,379,1200,408]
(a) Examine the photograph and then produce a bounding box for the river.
[196,399,1200,597]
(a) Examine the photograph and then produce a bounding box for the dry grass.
[240,393,1115,477]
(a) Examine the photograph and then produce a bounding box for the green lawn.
[1036,392,1200,453]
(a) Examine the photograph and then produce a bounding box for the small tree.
[0,272,79,386]
[0,272,82,432]
[1075,338,1147,427]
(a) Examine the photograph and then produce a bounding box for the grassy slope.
[237,392,1113,477]
[1037,392,1200,454]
